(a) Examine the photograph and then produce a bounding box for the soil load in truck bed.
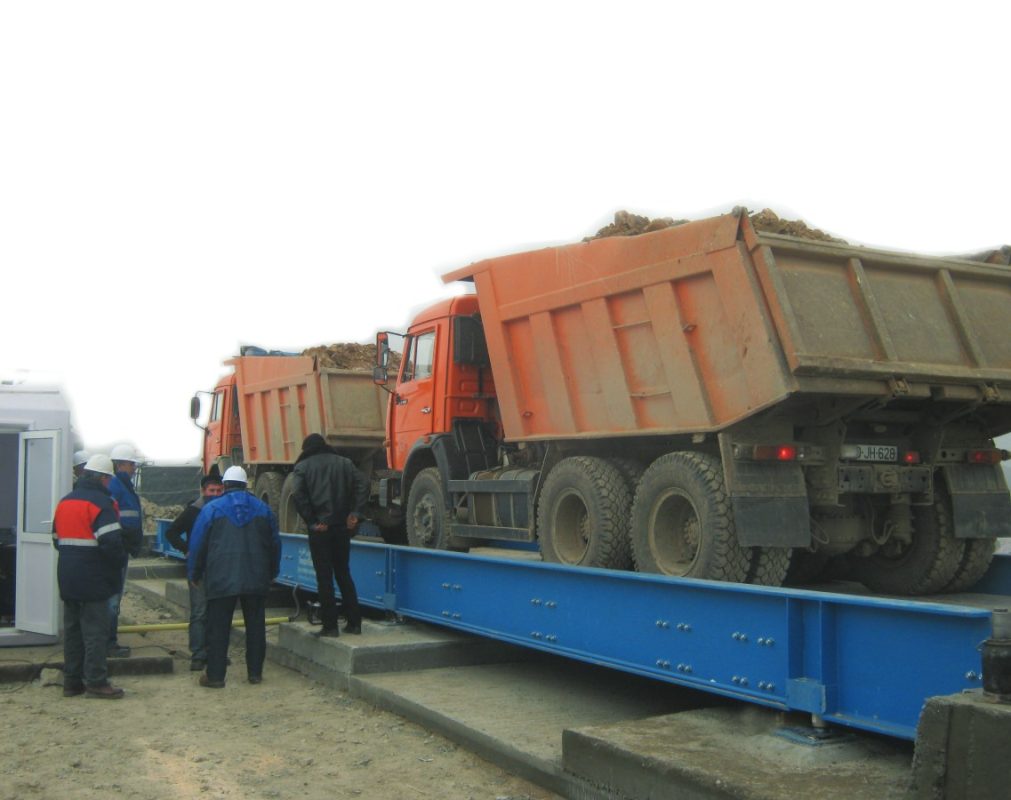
[445,209,1011,443]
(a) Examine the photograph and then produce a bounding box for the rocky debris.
[141,498,185,531]
[587,207,846,243]
[749,208,846,243]
[584,210,688,240]
[302,342,401,373]
[960,245,1011,266]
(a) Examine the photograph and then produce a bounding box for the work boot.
[199,674,225,689]
[247,675,262,685]
[85,684,125,699]
[63,684,86,698]
[343,622,362,635]
[314,627,340,638]
[190,659,206,672]
[107,645,131,659]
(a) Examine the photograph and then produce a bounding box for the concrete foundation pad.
[562,706,912,800]
[911,691,1011,800]
[0,655,174,683]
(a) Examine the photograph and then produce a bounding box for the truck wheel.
[537,456,633,569]
[747,547,791,587]
[943,538,996,593]
[254,472,285,521]
[407,468,460,551]
[279,474,307,535]
[630,452,751,582]
[855,496,964,595]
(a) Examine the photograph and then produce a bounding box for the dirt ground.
[0,592,557,800]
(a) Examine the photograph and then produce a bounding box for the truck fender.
[940,464,1011,539]
[403,442,449,509]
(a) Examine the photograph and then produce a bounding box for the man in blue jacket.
[107,443,145,658]
[52,454,128,699]
[188,466,280,688]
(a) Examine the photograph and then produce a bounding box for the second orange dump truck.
[202,209,1011,595]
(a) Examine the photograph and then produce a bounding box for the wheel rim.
[648,489,701,575]
[551,489,590,563]
[412,492,437,547]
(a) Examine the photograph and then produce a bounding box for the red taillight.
[968,449,1004,465]
[753,445,797,462]
[902,451,921,465]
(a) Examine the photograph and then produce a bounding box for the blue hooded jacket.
[187,489,281,599]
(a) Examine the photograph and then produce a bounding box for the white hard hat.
[222,465,248,484]
[73,450,91,467]
[84,454,115,476]
[110,444,142,463]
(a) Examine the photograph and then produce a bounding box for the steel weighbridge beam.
[274,534,992,741]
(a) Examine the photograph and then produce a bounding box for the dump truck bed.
[230,355,387,465]
[445,212,1011,442]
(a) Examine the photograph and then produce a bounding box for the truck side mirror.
[373,365,388,385]
[374,333,390,385]
[189,395,201,420]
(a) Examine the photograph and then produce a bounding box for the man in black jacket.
[291,433,368,636]
[52,454,128,699]
[165,471,224,671]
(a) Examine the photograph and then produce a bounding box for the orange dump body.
[444,212,1011,443]
[229,355,387,465]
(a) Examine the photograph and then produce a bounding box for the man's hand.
[346,513,360,531]
[311,522,327,533]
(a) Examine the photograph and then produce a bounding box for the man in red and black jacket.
[52,454,128,699]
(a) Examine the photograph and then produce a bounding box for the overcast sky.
[2,2,1009,462]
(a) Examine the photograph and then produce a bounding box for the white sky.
[1,2,1009,462]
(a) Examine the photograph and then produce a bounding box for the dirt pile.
[141,498,185,531]
[749,208,846,243]
[301,343,378,370]
[587,208,845,243]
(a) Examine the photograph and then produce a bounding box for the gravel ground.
[0,592,558,800]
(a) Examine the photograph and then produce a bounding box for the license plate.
[849,444,898,462]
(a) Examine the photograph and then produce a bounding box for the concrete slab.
[910,691,1011,800]
[563,706,912,800]
[350,656,713,797]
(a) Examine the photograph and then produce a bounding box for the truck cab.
[193,375,242,474]
[379,293,500,505]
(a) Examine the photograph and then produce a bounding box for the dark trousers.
[64,599,111,688]
[308,525,360,629]
[205,594,266,683]
[107,563,127,647]
[188,580,207,662]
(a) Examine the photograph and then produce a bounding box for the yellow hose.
[117,616,291,633]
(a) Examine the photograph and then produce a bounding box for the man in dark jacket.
[187,466,280,688]
[52,454,128,699]
[291,433,368,637]
[165,471,224,671]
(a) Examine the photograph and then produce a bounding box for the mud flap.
[942,464,1011,539]
[723,455,811,547]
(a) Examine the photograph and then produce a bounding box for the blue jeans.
[64,599,111,688]
[188,580,207,662]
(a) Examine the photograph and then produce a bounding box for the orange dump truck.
[375,209,1011,594]
[192,350,398,536]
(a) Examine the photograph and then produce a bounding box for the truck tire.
[537,456,633,569]
[855,496,964,595]
[406,467,463,551]
[747,547,791,587]
[943,538,996,593]
[279,474,307,535]
[630,452,751,582]
[254,472,285,521]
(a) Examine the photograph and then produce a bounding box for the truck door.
[203,386,228,469]
[391,329,437,470]
[15,430,60,635]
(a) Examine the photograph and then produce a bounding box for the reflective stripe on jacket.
[52,477,127,601]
